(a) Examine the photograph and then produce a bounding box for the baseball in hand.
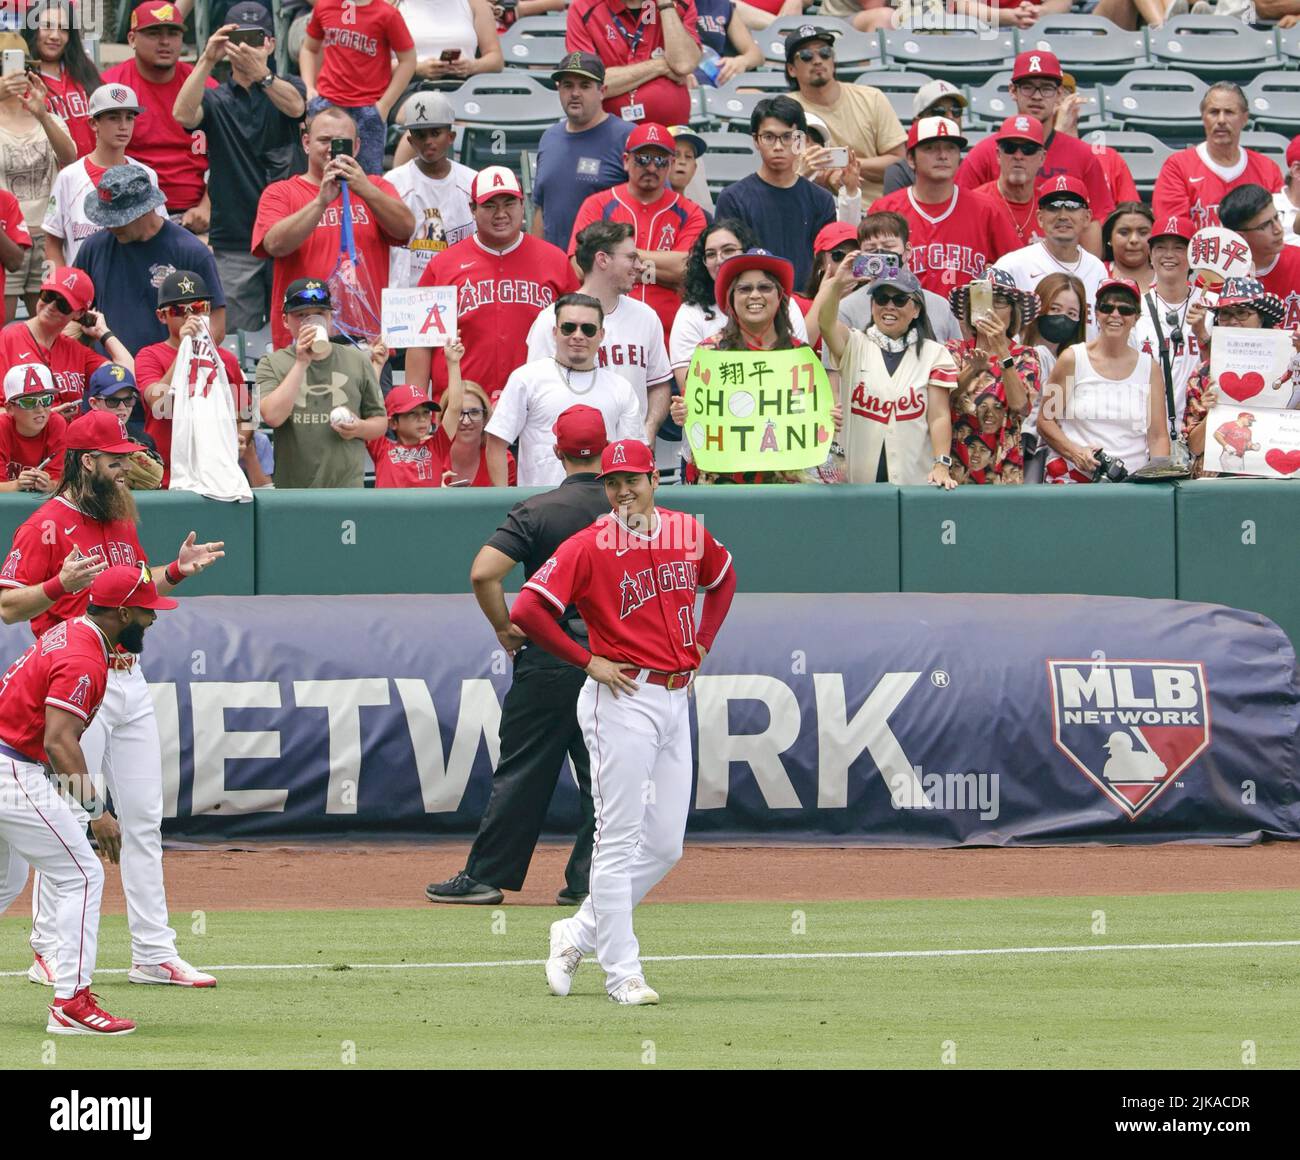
[329,406,357,428]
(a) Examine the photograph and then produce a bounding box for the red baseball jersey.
[569,185,705,338]
[0,411,66,484]
[365,432,445,488]
[1257,246,1300,328]
[957,129,1116,222]
[972,180,1043,249]
[0,322,107,411]
[1152,146,1283,231]
[306,0,415,108]
[868,187,1021,296]
[40,70,94,158]
[566,0,701,127]
[1215,420,1254,457]
[0,495,145,639]
[523,506,731,673]
[417,233,578,402]
[0,616,110,762]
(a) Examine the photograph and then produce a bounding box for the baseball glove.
[124,449,165,491]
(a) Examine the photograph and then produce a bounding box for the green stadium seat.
[758,16,883,72]
[703,73,794,129]
[1016,15,1149,84]
[1098,70,1207,138]
[1278,23,1300,69]
[1146,15,1281,81]
[500,15,570,75]
[967,73,1106,134]
[1244,74,1300,137]
[881,29,1018,85]
[1083,130,1172,199]
[449,73,558,169]
[1238,131,1291,176]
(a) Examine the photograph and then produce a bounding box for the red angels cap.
[625,122,674,153]
[994,114,1045,147]
[906,116,966,152]
[385,384,440,417]
[1097,276,1141,302]
[470,166,524,203]
[65,410,145,454]
[3,363,55,403]
[1011,50,1063,83]
[89,563,179,611]
[1036,174,1089,206]
[597,439,656,478]
[130,1,184,30]
[1288,135,1300,170]
[1150,214,1195,243]
[553,404,609,458]
[813,221,858,255]
[39,267,94,313]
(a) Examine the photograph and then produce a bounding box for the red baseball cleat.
[46,988,136,1036]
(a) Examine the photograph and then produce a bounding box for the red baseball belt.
[621,668,693,690]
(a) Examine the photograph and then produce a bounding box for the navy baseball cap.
[284,277,331,312]
[226,1,274,33]
[87,363,139,399]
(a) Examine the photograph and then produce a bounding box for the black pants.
[465,650,594,893]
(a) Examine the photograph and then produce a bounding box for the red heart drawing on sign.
[1264,448,1300,475]
[695,365,711,385]
[1219,371,1265,402]
[816,424,830,444]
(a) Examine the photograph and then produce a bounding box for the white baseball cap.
[400,91,455,129]
[471,166,523,203]
[88,84,144,117]
[4,362,56,403]
[912,79,966,120]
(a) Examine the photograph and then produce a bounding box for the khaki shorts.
[5,232,45,299]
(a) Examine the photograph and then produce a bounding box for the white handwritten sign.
[381,286,457,348]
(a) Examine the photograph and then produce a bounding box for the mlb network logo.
[1048,660,1212,820]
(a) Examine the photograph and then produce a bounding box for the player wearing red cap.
[0,563,177,1035]
[568,122,707,340]
[974,116,1047,251]
[869,117,1019,297]
[0,410,224,990]
[510,437,735,1004]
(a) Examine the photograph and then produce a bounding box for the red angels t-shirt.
[957,130,1116,223]
[253,174,408,349]
[0,618,109,762]
[101,59,216,212]
[0,189,32,330]
[0,322,106,410]
[307,0,415,107]
[522,506,731,672]
[134,341,247,486]
[1152,145,1283,231]
[0,495,145,639]
[0,411,67,483]
[417,233,578,403]
[1257,245,1300,329]
[365,433,445,487]
[41,70,93,158]
[569,185,705,339]
[973,180,1043,250]
[868,186,1021,297]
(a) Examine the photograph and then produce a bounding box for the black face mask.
[118,620,147,655]
[1036,314,1077,345]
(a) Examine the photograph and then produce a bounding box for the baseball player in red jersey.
[0,410,224,989]
[870,118,1020,298]
[511,438,736,1005]
[0,564,177,1035]
[409,166,577,404]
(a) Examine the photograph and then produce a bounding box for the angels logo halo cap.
[130,1,184,31]
[1149,214,1195,243]
[551,51,606,84]
[784,24,840,61]
[1011,50,1063,82]
[913,79,967,120]
[1036,174,1089,206]
[39,267,95,313]
[65,410,145,454]
[400,91,455,129]
[87,363,139,399]
[3,363,56,403]
[907,116,966,151]
[553,404,609,458]
[225,1,275,33]
[626,122,673,153]
[84,164,167,228]
[90,564,179,612]
[88,85,144,117]
[597,439,655,477]
[471,166,524,202]
[385,384,440,417]
[994,114,1044,146]
[157,270,211,307]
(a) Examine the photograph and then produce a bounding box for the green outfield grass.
[3,891,1298,1069]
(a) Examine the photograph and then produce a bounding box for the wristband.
[165,560,185,585]
[100,331,116,347]
[42,575,66,600]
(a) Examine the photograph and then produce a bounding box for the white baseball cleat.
[128,958,216,987]
[28,951,56,986]
[609,977,659,1006]
[546,919,583,997]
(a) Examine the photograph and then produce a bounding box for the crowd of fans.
[1,0,1299,498]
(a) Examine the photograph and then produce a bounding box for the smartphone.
[227,28,266,48]
[821,146,849,169]
[850,252,900,282]
[2,49,24,76]
[329,137,353,158]
[440,48,462,62]
[969,280,993,319]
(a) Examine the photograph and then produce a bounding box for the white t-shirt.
[485,357,645,486]
[668,299,809,371]
[396,0,477,62]
[526,295,672,417]
[1131,289,1203,429]
[385,158,478,287]
[1273,188,1300,248]
[994,241,1107,338]
[43,155,165,264]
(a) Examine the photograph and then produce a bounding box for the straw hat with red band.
[813,222,858,255]
[947,266,1040,325]
[553,404,609,459]
[1215,277,1285,326]
[65,410,145,455]
[89,563,178,612]
[714,248,794,313]
[906,116,966,152]
[597,439,656,478]
[1149,214,1196,244]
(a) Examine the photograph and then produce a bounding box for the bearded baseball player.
[510,439,736,1005]
[0,564,178,1035]
[0,410,224,989]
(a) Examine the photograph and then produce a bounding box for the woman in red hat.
[797,220,858,348]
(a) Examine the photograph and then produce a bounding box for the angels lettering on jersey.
[458,279,556,315]
[851,382,926,425]
[910,243,987,283]
[619,559,699,619]
[379,441,438,481]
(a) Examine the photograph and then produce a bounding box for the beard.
[78,466,139,524]
[118,620,147,655]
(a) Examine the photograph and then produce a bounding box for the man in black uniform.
[426,405,611,907]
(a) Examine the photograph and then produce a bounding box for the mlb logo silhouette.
[1048,660,1211,819]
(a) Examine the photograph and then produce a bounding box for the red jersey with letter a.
[418,233,578,403]
[0,496,145,639]
[569,183,705,338]
[1256,246,1300,329]
[0,322,106,410]
[0,617,110,762]
[1152,145,1283,231]
[523,505,732,672]
[0,411,67,483]
[253,174,408,349]
[867,187,1020,296]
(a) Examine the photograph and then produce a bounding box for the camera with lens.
[850,252,901,282]
[1092,449,1128,483]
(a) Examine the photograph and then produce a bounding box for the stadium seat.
[702,146,762,195]
[704,73,794,129]
[500,17,571,74]
[1278,23,1300,69]
[1243,74,1300,138]
[1239,131,1292,176]
[1083,130,1172,199]
[449,73,558,169]
[852,71,936,126]
[880,29,1017,84]
[967,73,1106,134]
[757,15,883,72]
[1098,70,1207,138]
[1016,15,1148,84]
[1146,16,1282,81]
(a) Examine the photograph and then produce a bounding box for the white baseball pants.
[556,675,693,993]
[0,755,103,999]
[31,666,177,966]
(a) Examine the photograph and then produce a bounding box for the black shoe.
[426,871,504,905]
[555,887,588,906]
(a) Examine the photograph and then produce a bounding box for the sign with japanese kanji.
[381,286,457,348]
[1187,227,1252,290]
[684,346,834,472]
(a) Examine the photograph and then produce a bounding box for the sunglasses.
[796,46,834,62]
[1042,198,1085,211]
[631,152,671,170]
[829,248,851,263]
[558,321,599,337]
[734,281,778,296]
[99,393,136,410]
[928,103,964,119]
[121,560,153,608]
[1095,301,1138,317]
[873,291,913,307]
[162,301,210,317]
[998,141,1041,156]
[10,393,55,410]
[38,290,75,314]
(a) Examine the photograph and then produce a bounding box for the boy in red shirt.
[300,0,416,175]
[367,338,464,488]
[0,363,65,493]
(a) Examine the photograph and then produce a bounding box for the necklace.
[1042,243,1083,275]
[997,185,1036,243]
[554,358,597,394]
